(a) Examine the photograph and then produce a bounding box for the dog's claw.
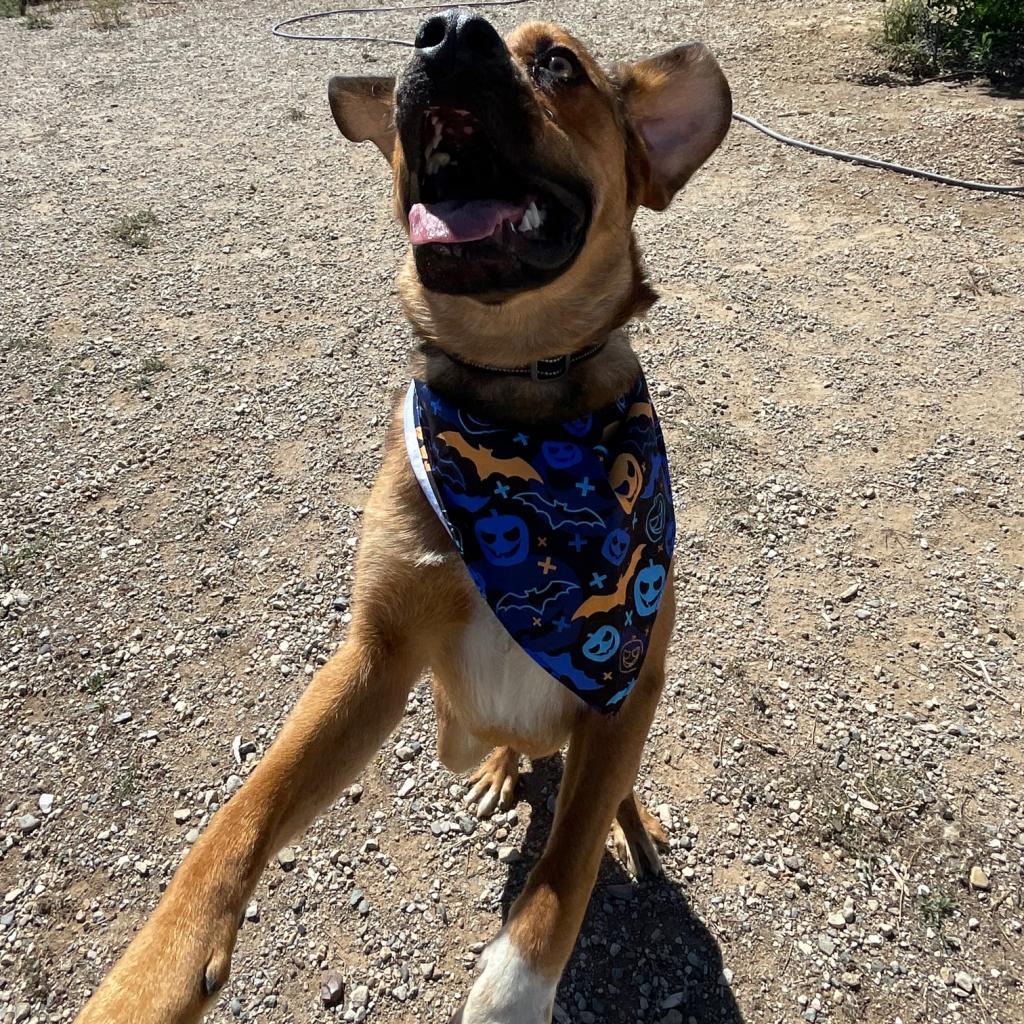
[611,794,669,880]
[203,950,231,998]
[464,747,520,820]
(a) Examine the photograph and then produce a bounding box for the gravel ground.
[2,1,1023,1023]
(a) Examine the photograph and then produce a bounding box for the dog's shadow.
[499,755,744,1024]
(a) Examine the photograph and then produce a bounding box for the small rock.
[841,971,861,990]
[18,814,40,834]
[134,860,150,877]
[969,865,991,891]
[954,971,974,994]
[350,984,370,1009]
[827,912,846,928]
[38,794,54,815]
[278,847,296,871]
[174,808,191,824]
[497,845,521,863]
[321,971,345,1008]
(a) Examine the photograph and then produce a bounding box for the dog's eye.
[537,47,582,85]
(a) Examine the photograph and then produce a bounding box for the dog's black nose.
[413,11,505,76]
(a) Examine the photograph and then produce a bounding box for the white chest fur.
[454,596,578,748]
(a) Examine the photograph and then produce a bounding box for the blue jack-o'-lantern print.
[619,637,644,673]
[582,625,621,662]
[645,492,667,542]
[601,528,630,565]
[633,560,666,616]
[475,509,529,566]
[563,414,593,438]
[541,440,583,470]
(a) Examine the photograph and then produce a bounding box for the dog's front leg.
[74,626,424,1024]
[456,585,674,1024]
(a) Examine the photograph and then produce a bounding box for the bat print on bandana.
[404,372,674,713]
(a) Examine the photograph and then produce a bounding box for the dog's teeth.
[518,204,541,233]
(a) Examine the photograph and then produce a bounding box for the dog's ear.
[616,44,731,211]
[328,76,397,160]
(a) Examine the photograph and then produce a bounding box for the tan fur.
[74,21,729,1024]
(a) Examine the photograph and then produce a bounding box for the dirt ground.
[1,1,1022,1023]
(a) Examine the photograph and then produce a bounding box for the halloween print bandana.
[403,372,675,713]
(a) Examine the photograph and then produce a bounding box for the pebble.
[18,813,40,834]
[321,970,345,1008]
[827,911,846,928]
[277,847,296,871]
[955,971,974,994]
[38,793,54,814]
[969,865,991,890]
[497,845,521,863]
[350,984,370,1009]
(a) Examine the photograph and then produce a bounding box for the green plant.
[873,0,1024,81]
[26,8,52,28]
[131,353,169,391]
[875,0,936,76]
[139,354,168,374]
[83,670,109,695]
[0,539,49,584]
[919,891,956,929]
[111,209,157,248]
[88,0,126,30]
[0,0,23,17]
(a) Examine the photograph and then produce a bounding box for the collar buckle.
[530,353,573,382]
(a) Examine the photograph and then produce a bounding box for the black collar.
[423,340,608,382]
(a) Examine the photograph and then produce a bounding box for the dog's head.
[329,15,730,361]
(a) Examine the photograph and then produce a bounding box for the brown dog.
[74,15,729,1023]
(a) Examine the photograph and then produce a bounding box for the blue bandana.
[404,372,675,713]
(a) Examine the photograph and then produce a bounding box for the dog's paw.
[610,795,668,880]
[464,747,520,819]
[74,875,240,1024]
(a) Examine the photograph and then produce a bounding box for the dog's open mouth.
[404,107,590,296]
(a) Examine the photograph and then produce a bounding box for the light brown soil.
[1,2,1021,1023]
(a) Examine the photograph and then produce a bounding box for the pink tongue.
[408,199,526,245]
